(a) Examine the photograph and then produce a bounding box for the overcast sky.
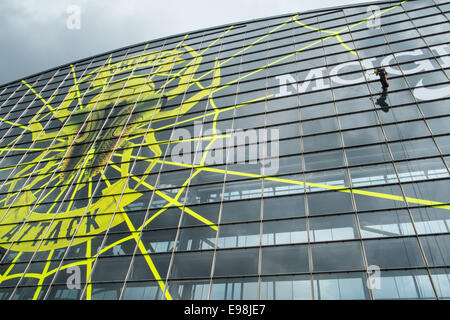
[0,0,377,86]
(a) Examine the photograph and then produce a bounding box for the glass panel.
[435,135,450,154]
[210,277,258,300]
[429,268,450,299]
[377,105,422,124]
[122,281,163,300]
[217,222,260,248]
[364,238,425,269]
[311,241,364,272]
[263,194,306,219]
[304,149,345,171]
[419,99,450,117]
[89,256,132,282]
[213,248,259,277]
[395,158,449,182]
[262,218,308,245]
[303,132,342,152]
[166,279,210,300]
[345,144,391,166]
[302,117,339,135]
[169,251,214,279]
[261,244,309,274]
[427,117,450,135]
[301,103,335,120]
[401,179,450,204]
[349,163,398,187]
[383,121,430,141]
[309,214,358,242]
[339,111,378,130]
[342,126,385,147]
[176,226,217,251]
[128,253,171,282]
[91,283,124,300]
[313,272,369,300]
[389,138,440,160]
[260,275,312,300]
[359,209,415,238]
[353,184,407,211]
[141,229,177,253]
[307,191,354,215]
[420,234,450,267]
[410,206,450,235]
[372,269,436,300]
[305,168,349,190]
[44,284,82,300]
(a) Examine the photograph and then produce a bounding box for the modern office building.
[0,0,449,300]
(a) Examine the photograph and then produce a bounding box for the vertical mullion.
[337,9,378,301]
[257,23,271,301]
[207,29,248,300]
[39,49,138,300]
[345,3,439,300]
[78,42,172,300]
[4,65,90,298]
[0,69,74,262]
[115,40,177,300]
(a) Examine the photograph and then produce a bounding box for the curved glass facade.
[0,0,449,300]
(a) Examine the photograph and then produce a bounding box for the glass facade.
[0,0,449,300]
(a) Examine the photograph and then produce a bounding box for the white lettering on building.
[275,45,450,101]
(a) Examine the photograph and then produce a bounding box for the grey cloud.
[0,0,376,86]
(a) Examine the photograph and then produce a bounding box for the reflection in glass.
[213,248,259,277]
[91,282,124,300]
[261,244,309,274]
[394,158,449,182]
[359,209,415,238]
[313,272,369,300]
[342,126,385,147]
[349,163,398,187]
[122,281,162,300]
[176,226,217,251]
[166,280,210,300]
[364,238,425,269]
[303,132,342,152]
[410,207,450,235]
[210,277,258,300]
[217,222,260,248]
[375,89,389,112]
[260,275,312,300]
[311,241,364,272]
[429,268,450,299]
[221,199,261,223]
[307,191,354,215]
[262,218,307,245]
[345,143,391,166]
[420,234,450,267]
[263,194,305,219]
[389,138,440,160]
[372,269,435,300]
[353,184,406,211]
[384,121,430,141]
[304,150,345,171]
[401,180,450,204]
[169,251,214,279]
[309,214,357,242]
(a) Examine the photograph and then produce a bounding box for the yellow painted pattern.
[2,0,446,301]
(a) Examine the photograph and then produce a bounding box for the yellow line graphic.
[4,1,443,302]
